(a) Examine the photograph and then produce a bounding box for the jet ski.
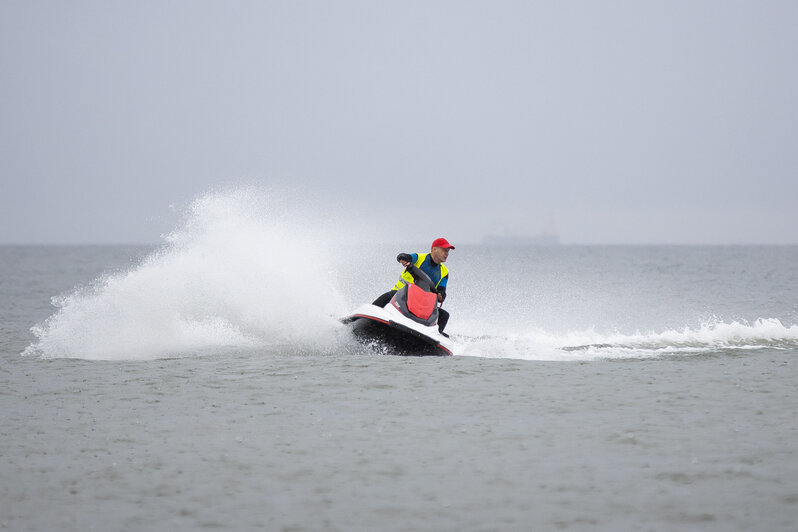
[342,264,455,356]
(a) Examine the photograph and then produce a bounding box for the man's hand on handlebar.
[396,253,413,267]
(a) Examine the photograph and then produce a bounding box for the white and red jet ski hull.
[342,303,454,356]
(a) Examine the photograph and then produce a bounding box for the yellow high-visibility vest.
[392,253,449,291]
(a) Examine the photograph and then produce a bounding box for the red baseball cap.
[431,237,455,250]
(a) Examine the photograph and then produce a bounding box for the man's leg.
[372,291,395,308]
[438,308,450,335]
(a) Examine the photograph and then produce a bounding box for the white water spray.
[25,188,348,360]
[24,188,798,362]
[456,317,798,361]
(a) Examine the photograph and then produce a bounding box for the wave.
[23,186,798,362]
[24,187,349,360]
[455,318,798,361]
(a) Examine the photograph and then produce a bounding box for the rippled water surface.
[3,194,798,530]
[4,344,798,531]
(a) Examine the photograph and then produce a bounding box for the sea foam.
[456,317,798,361]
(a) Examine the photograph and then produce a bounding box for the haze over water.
[2,1,797,246]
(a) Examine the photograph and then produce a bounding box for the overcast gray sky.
[1,0,796,245]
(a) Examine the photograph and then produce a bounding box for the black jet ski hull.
[342,306,454,356]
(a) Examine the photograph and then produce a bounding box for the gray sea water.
[2,195,798,531]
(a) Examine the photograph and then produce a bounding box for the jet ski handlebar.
[403,264,437,293]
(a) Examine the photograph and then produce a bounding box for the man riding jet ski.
[342,238,455,356]
[373,238,454,334]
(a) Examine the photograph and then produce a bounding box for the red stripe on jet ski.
[353,314,391,325]
[437,344,453,356]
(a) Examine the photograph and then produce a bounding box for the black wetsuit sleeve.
[437,286,446,302]
[397,253,413,263]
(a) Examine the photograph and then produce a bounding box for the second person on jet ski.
[372,237,454,336]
